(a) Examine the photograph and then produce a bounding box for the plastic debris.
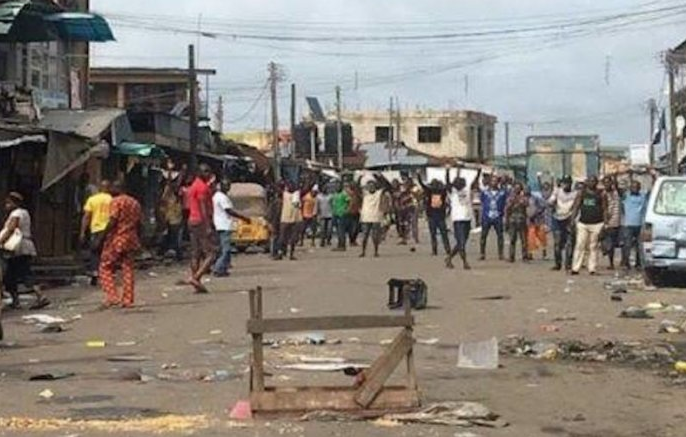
[457,338,499,370]
[675,361,686,373]
[417,338,440,345]
[228,400,252,420]
[106,355,151,362]
[209,330,222,335]
[275,363,369,372]
[659,320,685,334]
[29,372,75,381]
[38,389,54,400]
[86,340,106,348]
[22,315,66,325]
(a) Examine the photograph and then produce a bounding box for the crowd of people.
[0,160,655,338]
[265,167,654,277]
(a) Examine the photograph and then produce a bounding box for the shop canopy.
[0,0,114,42]
[113,142,167,159]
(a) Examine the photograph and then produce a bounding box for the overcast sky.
[91,0,686,154]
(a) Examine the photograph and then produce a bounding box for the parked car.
[641,176,686,285]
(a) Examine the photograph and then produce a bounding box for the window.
[375,126,393,143]
[477,126,484,160]
[417,126,442,143]
[655,181,686,216]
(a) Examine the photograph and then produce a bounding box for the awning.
[45,12,114,42]
[38,108,128,141]
[0,1,115,43]
[41,132,107,191]
[0,0,63,42]
[113,142,166,159]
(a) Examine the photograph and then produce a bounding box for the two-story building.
[342,109,497,163]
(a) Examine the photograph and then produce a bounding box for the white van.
[642,176,686,284]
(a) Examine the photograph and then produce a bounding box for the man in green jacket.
[331,182,351,251]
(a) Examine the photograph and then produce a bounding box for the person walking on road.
[98,181,142,309]
[277,181,303,260]
[417,174,450,256]
[621,177,649,270]
[602,176,622,270]
[358,175,393,258]
[479,177,507,260]
[0,192,49,310]
[187,164,217,293]
[212,179,250,276]
[505,182,529,263]
[331,182,351,251]
[316,186,333,247]
[300,187,318,247]
[80,180,112,286]
[445,168,476,270]
[571,176,607,275]
[548,176,578,271]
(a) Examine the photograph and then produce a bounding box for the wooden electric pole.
[395,96,401,154]
[336,85,343,170]
[668,51,678,175]
[269,62,281,180]
[505,121,510,168]
[215,95,224,134]
[648,98,657,165]
[290,83,296,158]
[188,44,198,173]
[388,96,394,163]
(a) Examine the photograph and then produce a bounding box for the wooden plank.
[402,289,417,390]
[251,387,419,413]
[354,330,413,408]
[247,315,414,334]
[249,288,265,392]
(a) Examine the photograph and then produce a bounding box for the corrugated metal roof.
[38,108,126,140]
[359,142,429,168]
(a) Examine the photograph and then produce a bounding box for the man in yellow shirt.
[80,180,112,286]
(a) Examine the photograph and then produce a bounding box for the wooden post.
[249,287,265,392]
[403,286,417,390]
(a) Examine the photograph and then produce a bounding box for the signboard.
[629,143,650,167]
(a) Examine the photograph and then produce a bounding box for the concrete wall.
[341,110,496,162]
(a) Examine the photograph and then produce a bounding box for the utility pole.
[269,62,281,180]
[188,44,198,173]
[395,96,401,154]
[505,121,510,168]
[388,96,394,163]
[310,126,316,162]
[335,85,343,170]
[290,83,296,159]
[668,51,679,175]
[648,98,657,165]
[215,95,224,134]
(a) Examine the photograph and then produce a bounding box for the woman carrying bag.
[0,192,49,310]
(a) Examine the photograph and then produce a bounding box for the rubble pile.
[501,336,679,369]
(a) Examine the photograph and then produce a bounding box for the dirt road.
[1,234,685,436]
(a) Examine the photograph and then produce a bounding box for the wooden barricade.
[247,286,420,414]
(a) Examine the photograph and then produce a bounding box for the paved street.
[1,232,685,437]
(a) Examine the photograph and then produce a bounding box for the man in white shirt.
[445,169,476,270]
[212,179,250,277]
[548,176,579,271]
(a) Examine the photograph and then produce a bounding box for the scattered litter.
[457,338,499,370]
[189,339,211,345]
[22,314,66,325]
[298,356,347,364]
[659,320,685,334]
[380,339,393,346]
[29,372,75,381]
[231,353,247,361]
[675,361,686,373]
[347,337,361,343]
[203,370,237,382]
[147,271,159,278]
[40,325,64,333]
[620,302,686,319]
[209,330,222,336]
[161,293,169,299]
[417,338,440,345]
[290,307,302,314]
[472,295,511,301]
[372,418,401,427]
[115,341,137,347]
[71,314,83,321]
[86,341,106,348]
[38,389,54,400]
[536,308,549,314]
[106,355,151,363]
[540,324,560,333]
[619,307,653,319]
[552,316,577,322]
[228,400,252,420]
[161,363,179,370]
[275,363,369,373]
[28,358,40,364]
[611,295,624,302]
[502,336,678,369]
[301,402,505,428]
